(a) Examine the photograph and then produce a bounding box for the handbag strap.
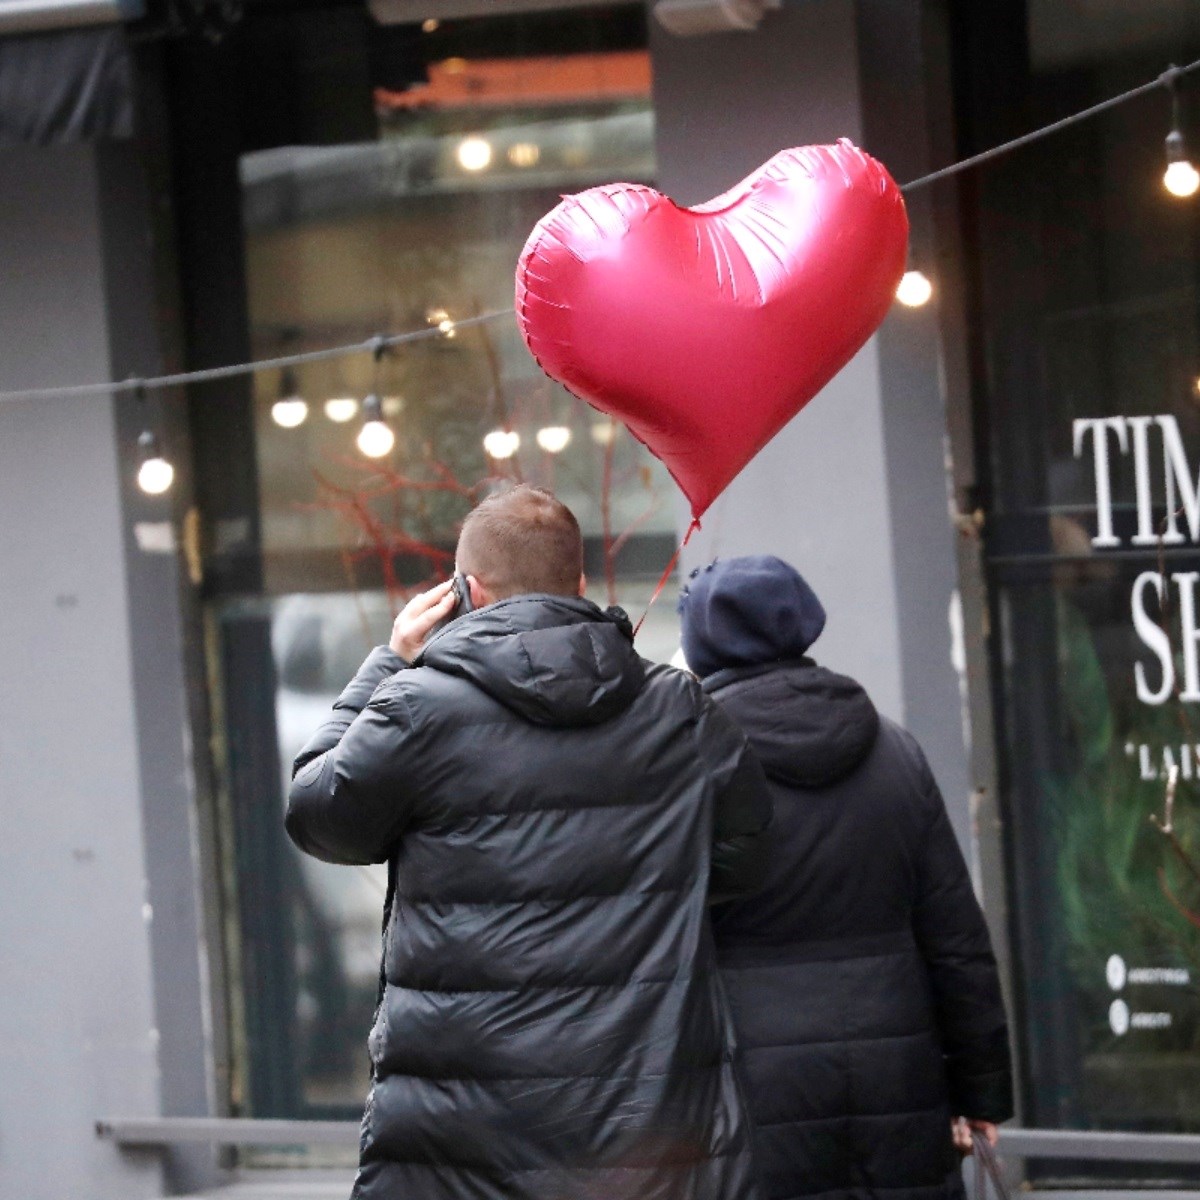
[972,1130,1011,1200]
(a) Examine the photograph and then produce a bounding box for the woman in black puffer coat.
[679,556,1014,1200]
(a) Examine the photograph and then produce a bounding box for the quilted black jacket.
[286,595,772,1200]
[705,660,1013,1200]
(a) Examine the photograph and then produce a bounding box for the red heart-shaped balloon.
[515,139,909,517]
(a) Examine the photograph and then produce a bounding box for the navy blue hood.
[703,659,879,787]
[678,555,826,680]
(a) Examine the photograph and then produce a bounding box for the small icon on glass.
[1106,954,1127,992]
[1109,998,1130,1037]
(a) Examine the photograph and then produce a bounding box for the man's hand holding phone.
[390,579,458,662]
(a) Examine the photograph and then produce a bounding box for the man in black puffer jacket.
[678,555,1013,1200]
[286,486,772,1200]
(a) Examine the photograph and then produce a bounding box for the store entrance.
[957,0,1200,1184]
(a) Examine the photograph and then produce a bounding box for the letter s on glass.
[1132,571,1174,705]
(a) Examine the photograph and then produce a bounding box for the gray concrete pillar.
[0,141,216,1199]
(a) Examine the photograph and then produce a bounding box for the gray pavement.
[177,1172,351,1200]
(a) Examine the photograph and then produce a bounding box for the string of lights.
[1,55,1198,494]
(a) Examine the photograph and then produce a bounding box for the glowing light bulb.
[271,398,309,428]
[590,421,617,446]
[358,420,395,458]
[507,142,540,168]
[357,394,394,458]
[536,425,571,454]
[483,429,520,459]
[138,457,174,495]
[427,308,456,338]
[324,397,358,423]
[136,431,174,495]
[421,17,439,32]
[457,137,493,172]
[1165,159,1200,198]
[895,270,933,308]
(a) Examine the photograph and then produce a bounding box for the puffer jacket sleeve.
[285,646,418,866]
[696,691,773,904]
[909,748,1014,1124]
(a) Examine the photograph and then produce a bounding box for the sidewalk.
[178,1173,351,1200]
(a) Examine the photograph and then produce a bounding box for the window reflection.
[231,30,682,1117]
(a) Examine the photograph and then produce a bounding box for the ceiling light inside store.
[508,142,541,168]
[536,425,571,453]
[357,394,395,458]
[590,421,618,446]
[895,270,933,308]
[483,429,520,459]
[421,18,439,32]
[324,397,359,423]
[137,431,175,496]
[272,398,309,428]
[382,395,405,417]
[457,136,493,172]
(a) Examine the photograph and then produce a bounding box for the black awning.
[0,25,133,143]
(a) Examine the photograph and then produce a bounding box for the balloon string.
[633,518,701,639]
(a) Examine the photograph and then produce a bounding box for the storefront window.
[961,1,1200,1178]
[208,5,680,1120]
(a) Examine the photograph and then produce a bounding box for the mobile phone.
[430,573,474,637]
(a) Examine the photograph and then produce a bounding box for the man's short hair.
[457,484,583,599]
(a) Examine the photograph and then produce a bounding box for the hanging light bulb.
[272,398,308,427]
[137,430,175,495]
[357,393,395,458]
[1163,67,1199,199]
[426,307,457,338]
[271,366,308,428]
[483,429,520,459]
[536,425,571,454]
[1164,130,1200,198]
[895,269,933,308]
[324,397,359,423]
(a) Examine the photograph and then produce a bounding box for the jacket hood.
[417,594,644,727]
[703,659,879,787]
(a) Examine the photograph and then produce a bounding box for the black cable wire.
[2,57,1199,406]
[0,311,512,405]
[900,59,1200,193]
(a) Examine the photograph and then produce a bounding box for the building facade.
[1,1,1199,1196]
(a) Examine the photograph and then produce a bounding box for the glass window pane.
[964,1,1200,1179]
[219,8,681,1120]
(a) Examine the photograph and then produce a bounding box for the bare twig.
[1157,866,1200,930]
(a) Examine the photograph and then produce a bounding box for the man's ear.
[466,574,492,609]
[578,573,587,598]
